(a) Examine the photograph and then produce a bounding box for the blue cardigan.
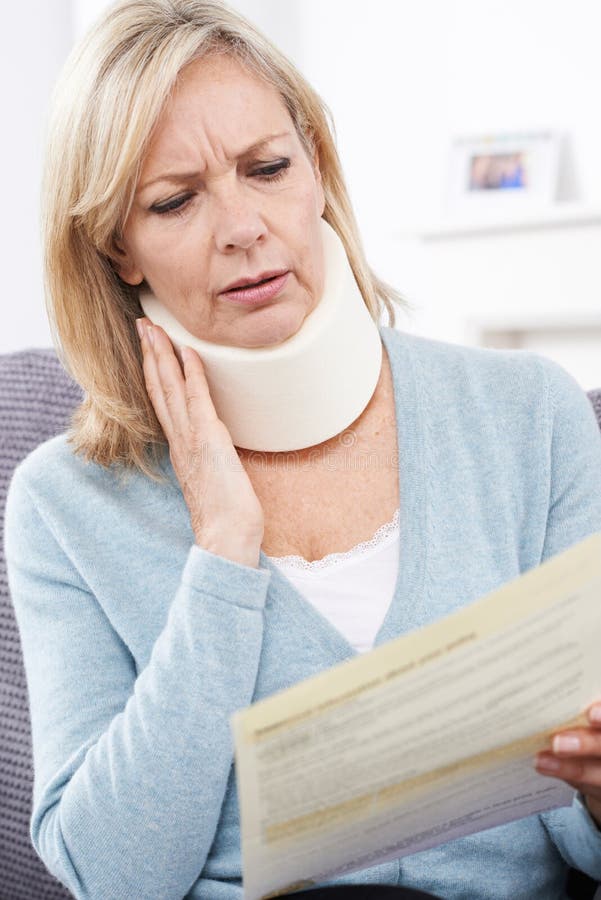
[4,326,601,899]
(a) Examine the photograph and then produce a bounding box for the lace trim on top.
[267,507,400,572]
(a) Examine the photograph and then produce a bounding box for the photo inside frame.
[468,151,528,192]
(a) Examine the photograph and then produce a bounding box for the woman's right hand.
[136,317,265,568]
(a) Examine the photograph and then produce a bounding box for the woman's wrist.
[195,531,262,568]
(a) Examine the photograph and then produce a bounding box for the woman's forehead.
[139,55,294,177]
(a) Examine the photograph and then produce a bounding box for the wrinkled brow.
[137,131,292,193]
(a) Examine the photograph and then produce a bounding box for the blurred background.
[2,0,600,387]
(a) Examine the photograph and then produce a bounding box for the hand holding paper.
[537,702,601,826]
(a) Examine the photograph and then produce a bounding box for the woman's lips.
[219,271,290,306]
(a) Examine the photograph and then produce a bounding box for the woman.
[5,1,601,898]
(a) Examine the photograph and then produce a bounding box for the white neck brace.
[139,218,382,452]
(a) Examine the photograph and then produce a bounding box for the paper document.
[231,533,601,900]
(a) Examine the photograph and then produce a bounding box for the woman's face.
[116,53,326,348]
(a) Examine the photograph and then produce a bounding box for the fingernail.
[590,705,601,724]
[135,318,145,339]
[553,735,581,753]
[146,325,154,347]
[537,755,561,772]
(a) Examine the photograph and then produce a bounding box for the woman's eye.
[253,159,291,182]
[150,159,291,216]
[151,194,193,216]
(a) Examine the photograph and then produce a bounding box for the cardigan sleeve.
[533,356,601,880]
[3,466,271,900]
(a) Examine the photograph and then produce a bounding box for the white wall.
[0,0,72,353]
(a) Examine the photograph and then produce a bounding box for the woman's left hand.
[536,701,601,827]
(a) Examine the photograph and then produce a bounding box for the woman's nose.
[211,189,268,252]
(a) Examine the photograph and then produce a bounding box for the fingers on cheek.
[143,355,162,402]
[143,348,173,430]
[142,336,159,380]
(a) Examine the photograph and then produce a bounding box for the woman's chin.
[231,299,312,348]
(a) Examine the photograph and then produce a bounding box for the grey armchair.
[1,350,82,898]
[1,348,600,900]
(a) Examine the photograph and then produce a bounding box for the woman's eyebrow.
[138,131,292,193]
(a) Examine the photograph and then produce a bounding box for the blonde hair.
[43,0,409,483]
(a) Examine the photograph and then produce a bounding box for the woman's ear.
[111,238,145,286]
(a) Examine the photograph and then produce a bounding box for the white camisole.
[266,508,400,654]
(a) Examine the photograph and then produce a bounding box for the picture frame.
[445,131,563,214]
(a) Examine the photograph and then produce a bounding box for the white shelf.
[400,204,601,240]
[469,313,601,334]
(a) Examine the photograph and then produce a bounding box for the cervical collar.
[139,218,382,452]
